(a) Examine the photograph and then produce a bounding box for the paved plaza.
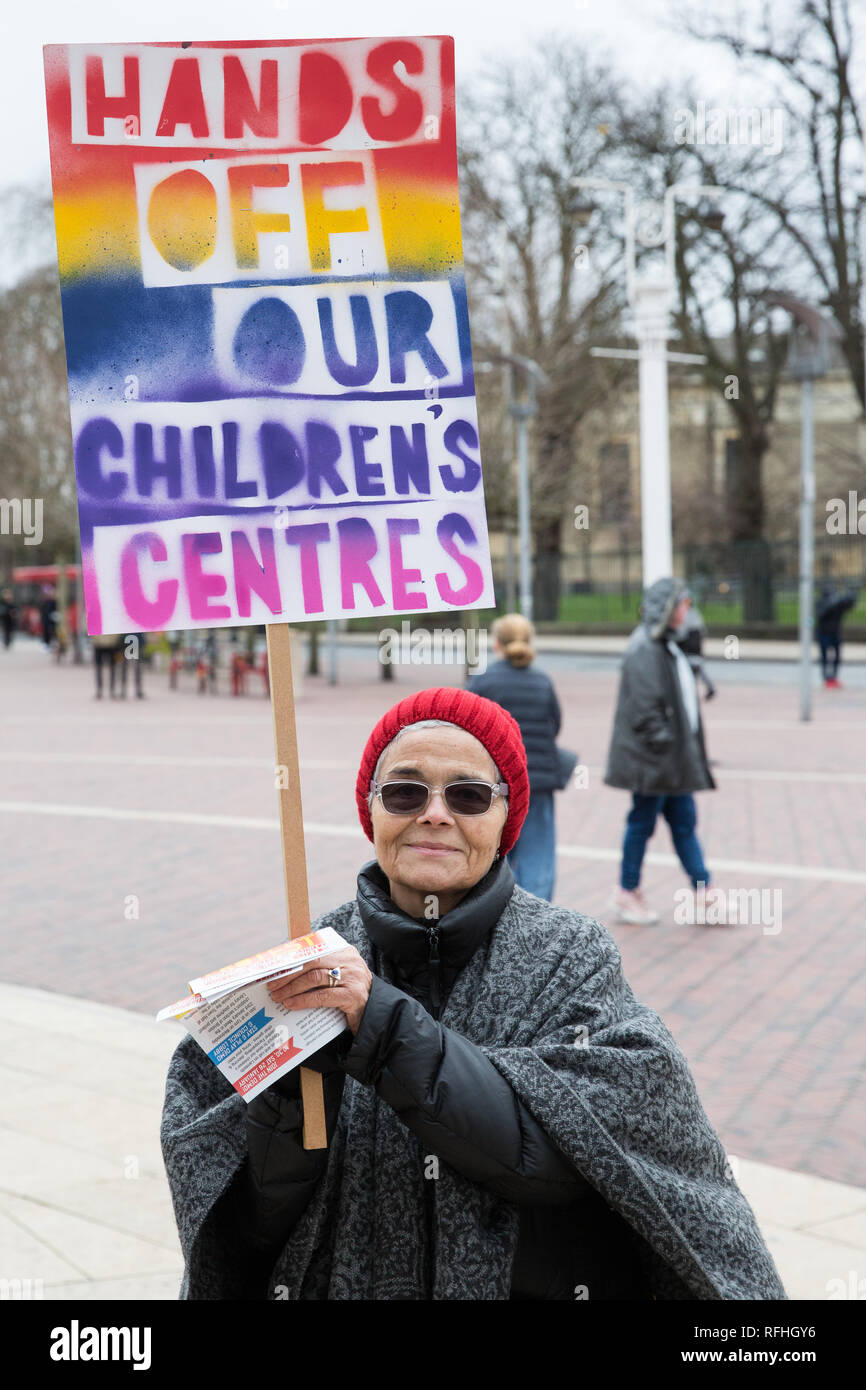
[1,633,864,1298]
[1,978,864,1301]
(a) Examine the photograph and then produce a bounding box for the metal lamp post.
[325,618,338,684]
[766,295,844,721]
[861,196,866,451]
[570,178,723,586]
[476,353,550,621]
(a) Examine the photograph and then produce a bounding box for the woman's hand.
[266,946,373,1035]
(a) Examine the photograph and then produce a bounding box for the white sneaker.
[612,888,660,925]
[693,885,733,926]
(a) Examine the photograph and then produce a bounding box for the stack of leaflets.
[157,928,349,1101]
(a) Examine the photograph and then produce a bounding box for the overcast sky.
[1,0,862,284]
[1,0,818,188]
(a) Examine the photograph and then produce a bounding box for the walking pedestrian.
[92,631,122,699]
[40,586,57,650]
[197,631,218,694]
[675,589,715,698]
[467,613,572,902]
[604,577,717,925]
[0,588,17,649]
[815,584,857,689]
[119,632,146,698]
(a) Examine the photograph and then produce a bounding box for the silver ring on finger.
[327,966,342,987]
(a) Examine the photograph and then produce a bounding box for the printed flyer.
[157,927,348,1101]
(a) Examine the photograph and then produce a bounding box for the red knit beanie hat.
[356,687,530,855]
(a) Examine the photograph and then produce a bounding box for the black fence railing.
[490,535,866,630]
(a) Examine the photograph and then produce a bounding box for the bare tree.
[679,0,866,414]
[613,84,794,618]
[0,182,58,288]
[0,262,77,567]
[458,37,632,619]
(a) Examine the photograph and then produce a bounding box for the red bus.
[11,564,81,641]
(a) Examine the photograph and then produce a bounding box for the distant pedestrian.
[815,584,857,689]
[0,588,17,649]
[675,590,715,698]
[119,632,146,698]
[604,577,718,925]
[92,632,122,699]
[168,632,183,689]
[198,631,218,694]
[467,613,572,902]
[40,586,57,649]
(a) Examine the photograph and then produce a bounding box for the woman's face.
[671,596,691,629]
[371,724,508,919]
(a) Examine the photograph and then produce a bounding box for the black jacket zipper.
[424,924,441,1295]
[426,925,442,1021]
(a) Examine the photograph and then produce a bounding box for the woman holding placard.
[161,686,785,1301]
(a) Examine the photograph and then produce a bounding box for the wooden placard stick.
[266,621,328,1150]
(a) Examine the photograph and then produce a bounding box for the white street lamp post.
[572,178,722,586]
[634,279,675,581]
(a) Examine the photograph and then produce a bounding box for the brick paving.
[1,636,864,1187]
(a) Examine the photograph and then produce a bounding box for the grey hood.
[642,576,687,641]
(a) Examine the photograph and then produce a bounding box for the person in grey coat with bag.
[467,613,575,902]
[604,577,719,926]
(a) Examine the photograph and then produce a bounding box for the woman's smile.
[405,842,459,856]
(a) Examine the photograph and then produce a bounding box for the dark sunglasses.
[370,778,508,817]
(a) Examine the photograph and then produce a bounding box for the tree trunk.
[736,538,775,623]
[532,515,562,621]
[729,427,775,622]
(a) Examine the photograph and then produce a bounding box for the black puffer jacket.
[215,856,651,1300]
[604,577,715,797]
[467,657,562,792]
[815,587,856,637]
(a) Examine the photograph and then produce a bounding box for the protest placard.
[44,35,492,1146]
[43,36,494,635]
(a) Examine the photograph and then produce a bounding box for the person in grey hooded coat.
[604,577,716,926]
[675,590,715,699]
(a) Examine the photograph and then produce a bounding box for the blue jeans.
[620,793,709,891]
[507,790,556,902]
[818,633,840,679]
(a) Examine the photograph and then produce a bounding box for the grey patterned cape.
[161,883,787,1300]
